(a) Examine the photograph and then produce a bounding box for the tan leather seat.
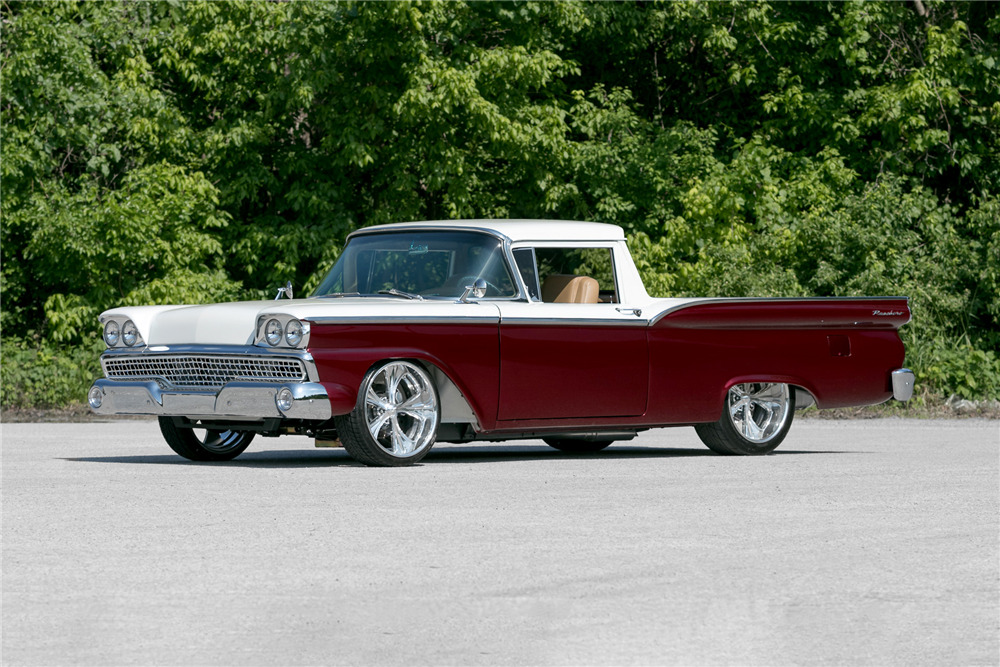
[541,274,600,304]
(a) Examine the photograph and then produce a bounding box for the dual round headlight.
[122,320,140,347]
[103,321,120,347]
[104,320,142,348]
[262,318,306,347]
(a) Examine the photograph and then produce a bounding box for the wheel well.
[723,379,816,411]
[373,358,480,430]
[792,385,816,409]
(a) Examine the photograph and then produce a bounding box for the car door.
[495,246,648,422]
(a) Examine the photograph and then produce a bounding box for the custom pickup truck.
[89,220,914,466]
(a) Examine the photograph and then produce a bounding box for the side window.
[534,247,618,304]
[512,248,540,300]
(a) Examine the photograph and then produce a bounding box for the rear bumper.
[891,368,915,401]
[87,379,332,421]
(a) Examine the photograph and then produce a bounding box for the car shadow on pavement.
[63,450,358,468]
[424,446,852,464]
[63,445,852,468]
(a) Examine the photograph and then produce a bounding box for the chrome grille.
[103,354,307,389]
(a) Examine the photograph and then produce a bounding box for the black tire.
[336,360,440,467]
[544,438,614,453]
[158,417,255,461]
[695,382,795,455]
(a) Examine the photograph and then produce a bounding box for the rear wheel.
[158,417,255,461]
[544,438,614,454]
[695,382,795,455]
[336,360,440,467]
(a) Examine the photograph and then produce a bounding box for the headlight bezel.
[101,317,146,349]
[256,315,310,349]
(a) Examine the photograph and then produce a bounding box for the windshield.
[312,230,518,299]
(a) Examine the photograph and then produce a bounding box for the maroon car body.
[89,220,913,466]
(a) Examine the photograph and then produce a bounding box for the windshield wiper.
[377,289,424,301]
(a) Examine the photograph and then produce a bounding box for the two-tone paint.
[296,296,909,439]
[88,219,912,446]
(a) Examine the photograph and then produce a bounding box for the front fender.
[307,322,501,430]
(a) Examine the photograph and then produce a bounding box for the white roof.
[351,219,626,243]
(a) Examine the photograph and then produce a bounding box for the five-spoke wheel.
[336,360,440,466]
[158,417,255,461]
[695,382,795,455]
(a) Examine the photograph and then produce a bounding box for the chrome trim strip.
[648,296,911,326]
[891,368,915,401]
[500,317,649,327]
[87,379,332,420]
[100,345,321,383]
[308,316,648,327]
[309,316,500,326]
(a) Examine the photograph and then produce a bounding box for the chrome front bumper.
[88,379,332,421]
[891,368,915,401]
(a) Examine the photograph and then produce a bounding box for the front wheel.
[158,417,255,461]
[336,360,440,467]
[695,382,795,455]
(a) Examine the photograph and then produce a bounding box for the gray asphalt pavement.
[2,419,997,666]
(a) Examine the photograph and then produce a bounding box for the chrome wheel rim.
[363,361,438,458]
[196,429,248,454]
[727,383,791,443]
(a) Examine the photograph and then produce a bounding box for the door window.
[529,247,618,303]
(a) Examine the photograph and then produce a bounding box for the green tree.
[2,0,998,407]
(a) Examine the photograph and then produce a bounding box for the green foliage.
[918,340,1000,400]
[0,337,103,409]
[1,0,998,403]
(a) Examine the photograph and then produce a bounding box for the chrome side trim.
[648,296,911,326]
[500,317,649,327]
[892,368,915,401]
[307,316,648,327]
[87,379,332,421]
[308,316,500,326]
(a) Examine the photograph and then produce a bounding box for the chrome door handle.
[616,307,642,317]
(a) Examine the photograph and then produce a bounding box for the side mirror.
[459,278,488,303]
[274,280,294,301]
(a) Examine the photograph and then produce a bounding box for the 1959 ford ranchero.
[88,220,914,466]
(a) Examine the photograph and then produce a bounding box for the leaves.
[1,0,998,403]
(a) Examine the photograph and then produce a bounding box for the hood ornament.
[274,281,294,300]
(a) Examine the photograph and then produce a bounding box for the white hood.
[101,301,279,346]
[101,298,502,347]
